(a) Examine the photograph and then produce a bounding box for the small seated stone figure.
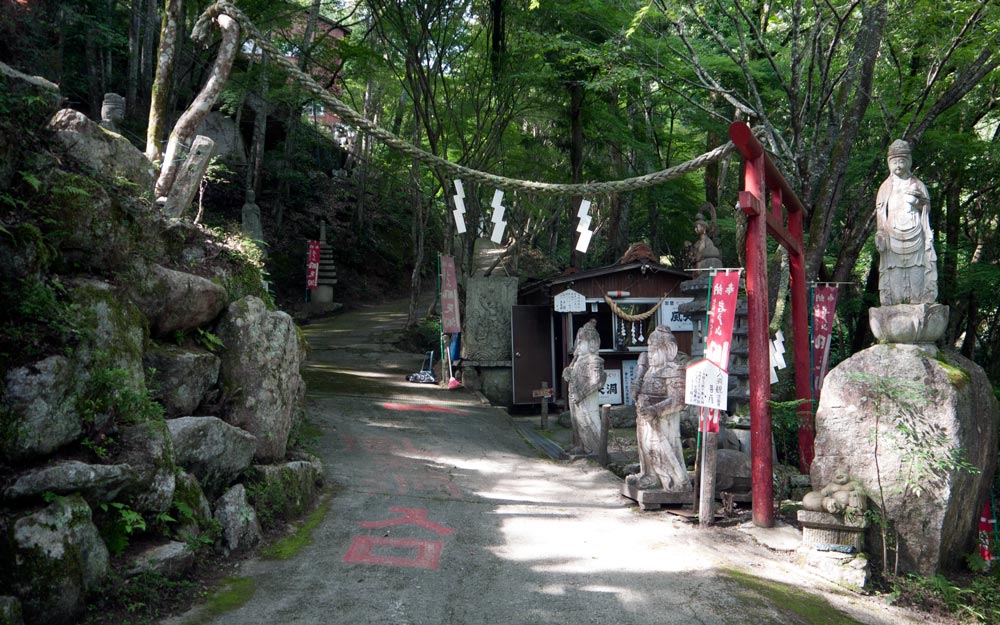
[100,93,125,133]
[626,325,691,492]
[562,319,606,455]
[802,469,866,516]
[688,203,722,270]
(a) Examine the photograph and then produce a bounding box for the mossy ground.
[180,576,255,625]
[723,568,867,625]
[258,493,332,560]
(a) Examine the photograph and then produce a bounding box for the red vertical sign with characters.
[699,270,741,433]
[812,285,838,396]
[306,241,321,290]
[705,270,741,369]
[440,255,461,334]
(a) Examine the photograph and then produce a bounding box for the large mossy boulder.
[0,494,109,625]
[217,296,305,462]
[47,108,156,192]
[166,416,256,497]
[213,484,261,555]
[114,421,176,513]
[3,461,134,504]
[1,356,81,463]
[812,344,999,575]
[143,343,220,417]
[127,263,227,337]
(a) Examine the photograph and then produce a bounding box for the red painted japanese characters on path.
[344,508,456,570]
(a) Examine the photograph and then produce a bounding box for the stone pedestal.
[620,479,693,511]
[798,510,867,552]
[812,343,998,575]
[869,303,948,344]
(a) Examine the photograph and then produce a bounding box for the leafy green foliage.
[83,571,196,625]
[0,275,83,370]
[97,501,147,556]
[76,365,165,428]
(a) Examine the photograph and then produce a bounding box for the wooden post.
[598,404,610,467]
[540,381,549,429]
[699,429,718,527]
[163,134,215,218]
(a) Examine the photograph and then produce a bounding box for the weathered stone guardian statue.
[627,326,691,493]
[562,319,606,455]
[869,140,948,343]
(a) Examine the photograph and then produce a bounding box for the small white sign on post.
[554,288,586,313]
[685,359,728,411]
[599,369,622,405]
[658,298,695,331]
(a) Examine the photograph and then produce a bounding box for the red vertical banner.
[979,501,995,566]
[440,255,461,334]
[704,270,742,370]
[811,285,838,396]
[306,241,321,290]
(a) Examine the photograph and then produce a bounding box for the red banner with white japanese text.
[440,255,461,334]
[812,285,838,396]
[705,270,741,370]
[306,241,321,290]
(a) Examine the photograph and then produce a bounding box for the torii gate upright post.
[729,122,813,528]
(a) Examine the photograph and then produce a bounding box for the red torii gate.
[729,122,813,528]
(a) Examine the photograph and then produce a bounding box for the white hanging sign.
[554,288,586,312]
[599,369,623,405]
[658,298,695,332]
[685,358,728,411]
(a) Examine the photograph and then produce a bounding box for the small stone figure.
[688,203,722,270]
[241,189,264,245]
[875,140,937,306]
[802,469,866,516]
[99,93,125,133]
[562,319,606,455]
[627,325,691,492]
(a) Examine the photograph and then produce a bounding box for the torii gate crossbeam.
[729,122,812,528]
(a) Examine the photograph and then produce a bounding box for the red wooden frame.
[729,122,812,528]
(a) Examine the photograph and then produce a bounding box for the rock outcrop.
[812,344,999,575]
[0,69,316,625]
[217,296,305,462]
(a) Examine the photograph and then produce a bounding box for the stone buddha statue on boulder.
[869,140,948,344]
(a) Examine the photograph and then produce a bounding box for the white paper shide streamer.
[575,199,594,253]
[452,179,467,234]
[490,189,507,244]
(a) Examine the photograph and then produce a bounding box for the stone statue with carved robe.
[627,325,691,493]
[562,319,606,455]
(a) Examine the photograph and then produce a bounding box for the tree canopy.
[2,0,999,383]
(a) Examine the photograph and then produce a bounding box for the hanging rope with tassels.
[603,294,670,322]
